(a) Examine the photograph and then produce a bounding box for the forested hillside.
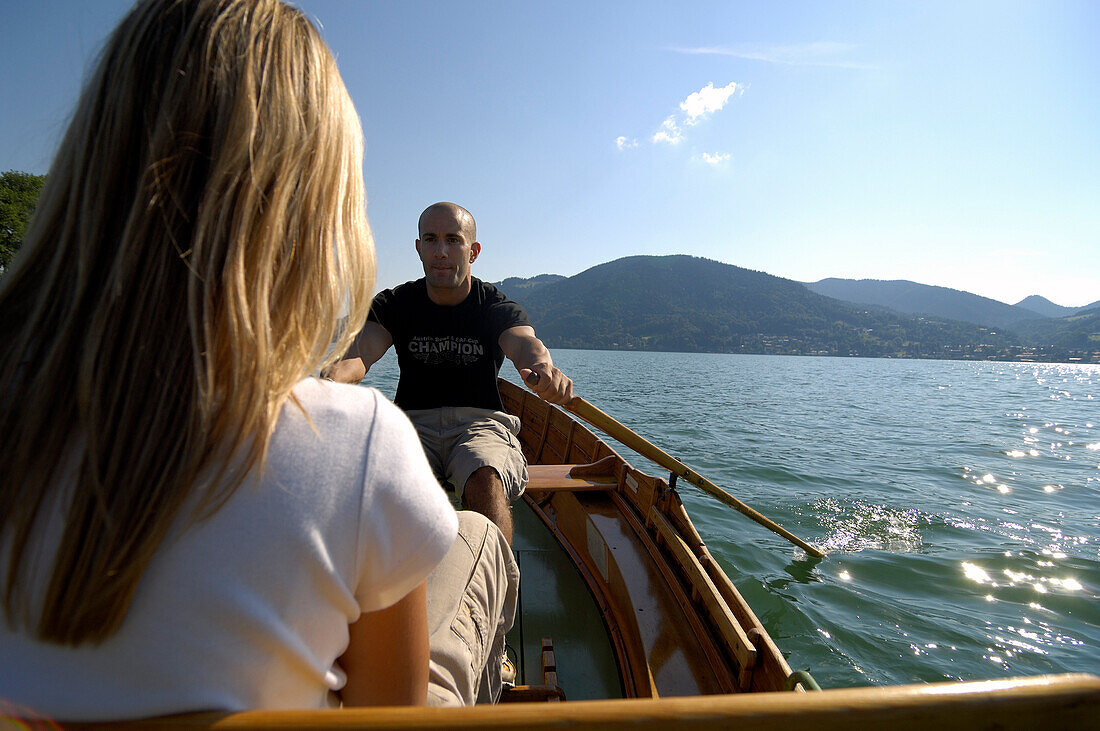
[500,256,1018,358]
[803,277,1044,330]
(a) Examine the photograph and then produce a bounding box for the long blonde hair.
[0,0,374,645]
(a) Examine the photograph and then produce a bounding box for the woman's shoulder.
[263,379,437,529]
[274,378,414,455]
[293,376,381,411]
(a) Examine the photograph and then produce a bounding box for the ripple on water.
[949,549,1100,674]
[812,497,935,553]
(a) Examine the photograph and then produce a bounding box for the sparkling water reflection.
[365,352,1099,687]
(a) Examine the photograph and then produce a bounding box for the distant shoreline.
[544,344,1100,366]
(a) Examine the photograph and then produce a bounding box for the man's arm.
[499,325,573,404]
[327,322,393,384]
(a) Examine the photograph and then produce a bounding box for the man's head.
[416,202,481,300]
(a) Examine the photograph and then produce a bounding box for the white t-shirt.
[0,379,458,720]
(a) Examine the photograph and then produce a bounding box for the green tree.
[1,170,46,271]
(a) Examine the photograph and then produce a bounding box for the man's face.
[416,208,479,291]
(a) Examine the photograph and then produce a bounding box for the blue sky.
[2,1,1098,306]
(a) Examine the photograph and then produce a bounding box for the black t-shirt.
[368,277,530,411]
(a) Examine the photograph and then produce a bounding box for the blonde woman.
[0,0,514,720]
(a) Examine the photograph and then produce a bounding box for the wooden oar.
[569,396,825,557]
[523,373,824,557]
[565,396,825,557]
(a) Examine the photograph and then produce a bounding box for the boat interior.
[497,379,796,700]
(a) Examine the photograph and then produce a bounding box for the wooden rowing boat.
[55,379,1100,728]
[496,378,794,699]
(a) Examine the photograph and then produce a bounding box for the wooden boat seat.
[525,463,617,492]
[499,638,567,703]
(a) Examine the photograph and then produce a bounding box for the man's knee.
[448,413,528,503]
[461,466,513,544]
[463,466,503,504]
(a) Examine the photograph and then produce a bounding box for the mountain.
[495,274,565,295]
[1014,295,1076,319]
[509,255,1017,357]
[1078,300,1100,314]
[1012,309,1100,350]
[803,278,1046,330]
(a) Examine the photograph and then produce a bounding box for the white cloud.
[618,81,741,155]
[699,152,731,165]
[651,81,740,145]
[651,116,683,145]
[680,82,740,124]
[669,42,871,70]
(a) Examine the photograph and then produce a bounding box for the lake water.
[365,350,1100,688]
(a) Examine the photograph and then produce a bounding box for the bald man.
[329,202,572,542]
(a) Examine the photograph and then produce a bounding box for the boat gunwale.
[54,673,1100,729]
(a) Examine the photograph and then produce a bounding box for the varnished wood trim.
[606,491,739,694]
[647,508,757,678]
[700,548,794,691]
[526,464,617,492]
[567,455,620,480]
[59,674,1100,730]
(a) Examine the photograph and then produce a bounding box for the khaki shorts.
[426,511,520,706]
[405,408,528,502]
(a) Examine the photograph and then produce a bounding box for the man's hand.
[500,325,573,404]
[326,357,367,384]
[520,365,573,405]
[325,322,393,384]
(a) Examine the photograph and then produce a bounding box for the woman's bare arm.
[339,581,429,706]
